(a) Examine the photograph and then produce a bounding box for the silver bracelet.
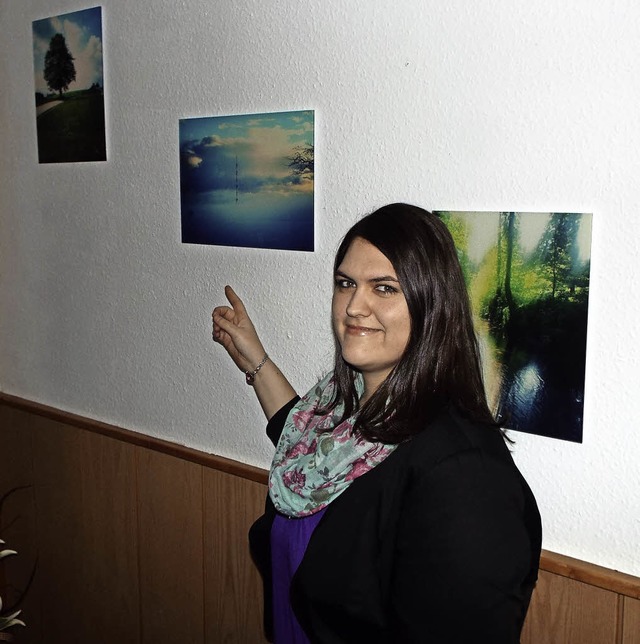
[245,353,269,385]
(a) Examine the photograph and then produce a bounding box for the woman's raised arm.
[212,285,297,420]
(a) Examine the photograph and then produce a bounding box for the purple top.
[271,507,327,643]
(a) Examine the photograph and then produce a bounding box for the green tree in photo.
[44,33,76,98]
[534,213,582,300]
[437,212,473,284]
[485,212,521,334]
[502,212,517,312]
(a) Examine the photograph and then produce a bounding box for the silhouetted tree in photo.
[287,144,314,175]
[43,34,76,98]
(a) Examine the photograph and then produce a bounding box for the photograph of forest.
[438,211,592,442]
[179,110,314,251]
[32,6,106,163]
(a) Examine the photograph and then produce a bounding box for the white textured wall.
[1,0,639,576]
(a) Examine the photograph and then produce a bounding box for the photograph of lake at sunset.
[438,211,592,442]
[179,110,314,251]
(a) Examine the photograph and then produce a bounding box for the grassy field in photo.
[36,91,106,163]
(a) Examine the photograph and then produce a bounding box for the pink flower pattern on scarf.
[269,372,397,517]
[281,468,306,494]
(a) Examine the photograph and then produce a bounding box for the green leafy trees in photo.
[438,210,591,441]
[534,213,586,301]
[43,33,76,98]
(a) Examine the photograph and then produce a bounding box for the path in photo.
[35,101,63,117]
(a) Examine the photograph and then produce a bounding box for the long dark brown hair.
[328,203,496,443]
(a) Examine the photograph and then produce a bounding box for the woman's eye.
[335,278,354,289]
[375,284,398,294]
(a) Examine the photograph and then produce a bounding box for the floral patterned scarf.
[269,372,398,518]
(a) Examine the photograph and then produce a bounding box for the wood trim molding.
[539,550,640,600]
[0,392,268,485]
[2,391,639,599]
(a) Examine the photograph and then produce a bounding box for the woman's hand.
[212,285,267,374]
[212,285,297,419]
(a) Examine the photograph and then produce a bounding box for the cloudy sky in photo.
[179,110,314,198]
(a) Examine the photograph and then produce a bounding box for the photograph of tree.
[437,211,592,442]
[32,6,106,163]
[179,110,314,251]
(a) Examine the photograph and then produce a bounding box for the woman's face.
[332,237,411,396]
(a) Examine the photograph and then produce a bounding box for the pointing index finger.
[224,285,247,315]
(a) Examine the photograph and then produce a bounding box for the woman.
[213,203,541,644]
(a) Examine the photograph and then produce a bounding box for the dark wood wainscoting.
[1,394,639,643]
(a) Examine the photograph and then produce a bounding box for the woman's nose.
[346,288,371,318]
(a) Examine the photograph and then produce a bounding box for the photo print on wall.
[179,110,314,252]
[437,211,592,443]
[32,6,106,163]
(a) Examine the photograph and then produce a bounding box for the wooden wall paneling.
[76,429,140,643]
[520,593,534,644]
[622,597,640,644]
[30,414,140,643]
[541,549,640,601]
[0,405,40,643]
[30,414,87,642]
[5,395,640,644]
[136,448,204,644]
[522,569,620,644]
[203,469,268,643]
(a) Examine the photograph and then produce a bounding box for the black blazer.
[250,399,541,644]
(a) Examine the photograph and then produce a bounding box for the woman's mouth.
[345,325,381,336]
